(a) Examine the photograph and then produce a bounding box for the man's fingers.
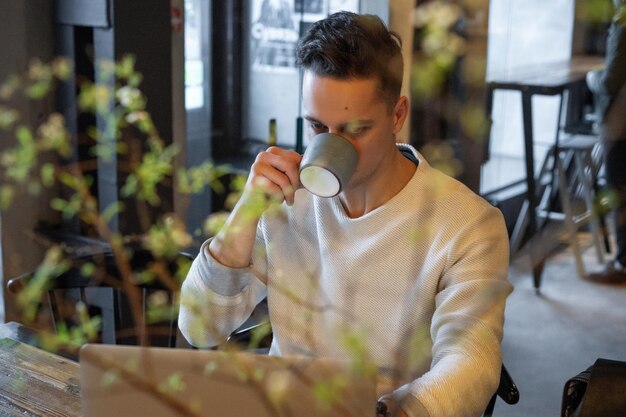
[248,148,302,205]
[252,167,296,205]
[250,176,285,204]
[263,147,302,190]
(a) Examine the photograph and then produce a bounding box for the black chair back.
[8,248,193,348]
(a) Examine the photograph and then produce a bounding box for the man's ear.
[392,96,409,134]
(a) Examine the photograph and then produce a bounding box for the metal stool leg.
[575,150,605,264]
[556,150,587,277]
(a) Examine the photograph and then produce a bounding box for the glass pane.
[183,0,212,236]
[481,0,574,195]
[185,0,206,110]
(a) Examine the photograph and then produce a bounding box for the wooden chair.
[7,248,193,348]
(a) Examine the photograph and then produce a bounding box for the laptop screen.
[80,344,377,417]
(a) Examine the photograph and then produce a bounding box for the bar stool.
[535,133,607,278]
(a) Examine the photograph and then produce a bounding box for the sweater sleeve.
[178,238,268,348]
[396,204,512,417]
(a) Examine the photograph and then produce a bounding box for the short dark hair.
[296,11,403,108]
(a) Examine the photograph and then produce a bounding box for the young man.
[179,11,512,417]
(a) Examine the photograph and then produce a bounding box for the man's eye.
[310,122,327,132]
[346,124,369,135]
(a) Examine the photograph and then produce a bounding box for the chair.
[223,298,272,351]
[7,247,193,348]
[535,133,608,278]
[225,303,519,417]
[483,364,520,417]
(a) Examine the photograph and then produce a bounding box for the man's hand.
[208,146,302,269]
[241,146,302,207]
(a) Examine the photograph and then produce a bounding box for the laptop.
[80,344,378,417]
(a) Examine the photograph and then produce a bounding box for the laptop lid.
[80,344,377,417]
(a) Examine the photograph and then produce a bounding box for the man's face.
[301,71,405,192]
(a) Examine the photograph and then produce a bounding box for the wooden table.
[486,55,604,291]
[0,307,268,417]
[0,322,80,417]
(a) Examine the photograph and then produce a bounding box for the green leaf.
[76,302,102,340]
[50,198,67,212]
[40,163,56,187]
[203,361,218,376]
[174,257,192,284]
[116,54,137,79]
[78,83,114,115]
[0,107,19,130]
[17,246,70,322]
[101,201,125,223]
[37,113,72,157]
[313,375,347,411]
[96,59,116,83]
[135,270,156,286]
[248,322,272,350]
[229,170,246,188]
[100,369,121,389]
[50,196,82,219]
[52,57,73,80]
[123,142,179,206]
[16,125,34,144]
[176,169,191,194]
[203,211,229,237]
[158,372,187,394]
[0,186,14,209]
[25,81,51,99]
[146,216,192,258]
[80,262,96,277]
[127,72,143,88]
[146,304,178,324]
[125,110,153,133]
[2,126,37,183]
[116,86,145,111]
[58,171,88,191]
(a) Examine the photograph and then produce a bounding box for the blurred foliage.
[0,54,243,353]
[421,141,463,177]
[576,0,616,23]
[1,2,615,414]
[157,372,187,394]
[410,0,486,179]
[412,1,465,101]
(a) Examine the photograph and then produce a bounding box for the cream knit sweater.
[179,144,512,417]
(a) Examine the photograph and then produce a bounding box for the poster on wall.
[250,0,301,73]
[329,0,359,14]
[294,0,326,18]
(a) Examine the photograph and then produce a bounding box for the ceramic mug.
[299,133,358,197]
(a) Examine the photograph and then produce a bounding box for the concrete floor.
[495,233,626,416]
